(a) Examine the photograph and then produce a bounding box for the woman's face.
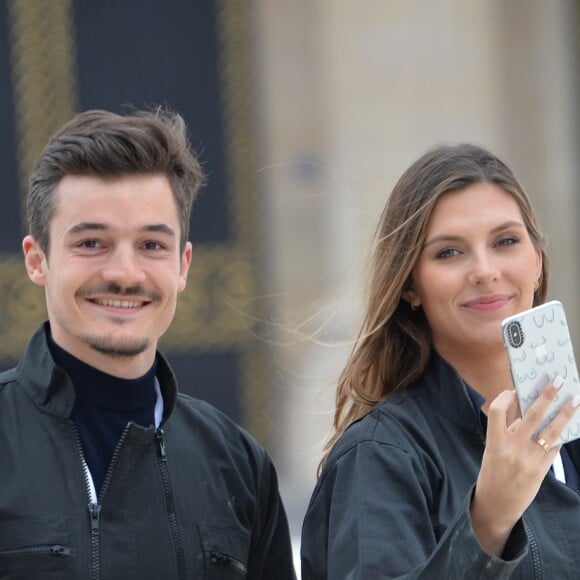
[405,182,542,358]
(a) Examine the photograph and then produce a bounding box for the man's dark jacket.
[0,324,296,579]
[301,352,580,579]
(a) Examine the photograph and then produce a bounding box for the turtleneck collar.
[47,332,157,415]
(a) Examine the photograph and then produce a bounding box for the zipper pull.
[51,545,76,557]
[210,552,248,574]
[89,502,101,534]
[155,428,167,461]
[211,552,228,565]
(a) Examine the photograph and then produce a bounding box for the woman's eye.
[436,248,460,259]
[496,235,520,247]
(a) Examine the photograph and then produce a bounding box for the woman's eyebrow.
[423,220,525,248]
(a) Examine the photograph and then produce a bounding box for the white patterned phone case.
[501,300,580,444]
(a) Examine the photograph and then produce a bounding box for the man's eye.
[79,240,102,249]
[143,241,163,250]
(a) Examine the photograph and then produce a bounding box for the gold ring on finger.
[536,437,551,453]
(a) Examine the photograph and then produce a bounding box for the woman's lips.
[462,295,510,311]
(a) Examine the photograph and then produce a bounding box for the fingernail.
[553,375,565,389]
[572,394,580,408]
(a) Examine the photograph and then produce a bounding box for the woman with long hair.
[301,144,580,578]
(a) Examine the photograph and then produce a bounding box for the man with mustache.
[0,109,295,579]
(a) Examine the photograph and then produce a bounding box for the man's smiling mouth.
[89,298,147,309]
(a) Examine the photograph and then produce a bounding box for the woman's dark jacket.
[301,352,580,579]
[0,324,296,579]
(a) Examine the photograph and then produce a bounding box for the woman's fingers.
[533,392,580,452]
[486,378,579,455]
[513,376,565,441]
[491,375,580,454]
[506,417,522,434]
[486,389,521,446]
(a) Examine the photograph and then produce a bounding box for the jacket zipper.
[72,425,101,580]
[88,502,101,579]
[523,520,542,579]
[74,423,131,580]
[155,428,186,579]
[0,545,75,559]
[210,551,247,575]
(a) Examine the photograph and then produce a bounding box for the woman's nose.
[467,252,500,285]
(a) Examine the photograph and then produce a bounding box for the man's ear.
[22,235,48,287]
[177,241,192,292]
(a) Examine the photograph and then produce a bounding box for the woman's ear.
[401,287,421,309]
[534,247,543,283]
[22,235,48,287]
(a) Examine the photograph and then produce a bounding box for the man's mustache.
[76,283,161,302]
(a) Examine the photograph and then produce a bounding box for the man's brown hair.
[27,108,205,253]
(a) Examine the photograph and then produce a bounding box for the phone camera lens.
[507,321,524,348]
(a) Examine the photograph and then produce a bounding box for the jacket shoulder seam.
[0,367,17,386]
[321,436,412,484]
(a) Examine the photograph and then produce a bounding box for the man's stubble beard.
[81,333,151,358]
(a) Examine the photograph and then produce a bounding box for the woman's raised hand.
[470,378,580,556]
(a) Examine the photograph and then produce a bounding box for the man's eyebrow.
[66,222,107,235]
[65,222,176,236]
[140,224,176,237]
[423,220,525,248]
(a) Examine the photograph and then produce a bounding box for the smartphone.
[501,300,580,444]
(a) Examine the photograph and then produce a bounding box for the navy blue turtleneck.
[48,333,157,497]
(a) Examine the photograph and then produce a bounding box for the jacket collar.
[16,323,178,423]
[416,350,484,436]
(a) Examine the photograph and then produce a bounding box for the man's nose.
[100,246,147,286]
